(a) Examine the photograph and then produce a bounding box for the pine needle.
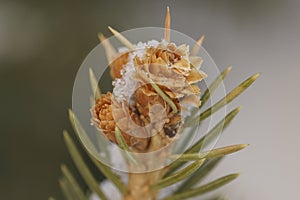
[191,35,205,56]
[200,66,232,109]
[196,73,259,123]
[89,68,101,100]
[115,127,139,165]
[189,107,241,153]
[164,6,171,42]
[61,164,88,200]
[63,131,108,200]
[150,159,205,190]
[98,33,117,64]
[68,109,98,155]
[150,81,178,113]
[59,177,78,200]
[108,26,134,50]
[89,156,127,194]
[162,174,239,200]
[174,158,223,193]
[185,66,232,127]
[115,127,131,152]
[205,195,229,200]
[171,144,249,161]
[68,110,126,194]
[164,107,241,177]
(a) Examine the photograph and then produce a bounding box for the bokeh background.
[1,0,299,199]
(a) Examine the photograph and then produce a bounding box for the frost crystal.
[113,40,163,102]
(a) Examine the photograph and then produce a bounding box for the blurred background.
[1,0,299,199]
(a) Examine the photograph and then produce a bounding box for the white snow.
[113,40,165,102]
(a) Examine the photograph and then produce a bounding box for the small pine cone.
[91,92,149,151]
[132,44,207,138]
[134,82,182,139]
[134,44,206,107]
[110,97,149,151]
[91,92,131,145]
[134,83,170,121]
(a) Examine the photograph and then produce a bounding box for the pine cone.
[133,44,206,107]
[90,92,130,144]
[132,44,206,139]
[91,92,149,151]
